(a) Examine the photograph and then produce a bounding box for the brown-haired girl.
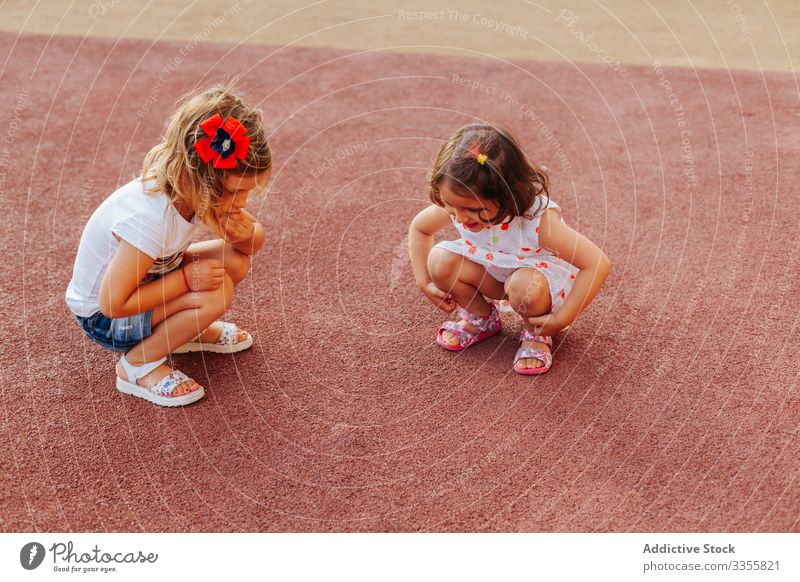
[409,123,611,374]
[66,85,271,405]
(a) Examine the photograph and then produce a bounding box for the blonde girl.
[409,123,611,374]
[66,85,271,405]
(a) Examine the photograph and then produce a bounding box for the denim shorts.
[75,310,153,353]
[72,264,179,352]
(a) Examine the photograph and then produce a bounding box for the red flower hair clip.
[194,113,251,169]
[469,141,488,165]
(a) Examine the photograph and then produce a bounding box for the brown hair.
[141,84,272,237]
[428,123,549,224]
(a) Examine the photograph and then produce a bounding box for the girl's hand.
[527,312,569,337]
[218,209,256,245]
[183,259,226,291]
[419,281,456,313]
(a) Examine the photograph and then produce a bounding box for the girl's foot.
[516,338,551,369]
[437,304,503,351]
[194,321,249,344]
[115,359,200,396]
[171,321,253,354]
[439,318,479,347]
[513,329,553,375]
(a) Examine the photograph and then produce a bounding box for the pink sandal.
[436,304,503,351]
[513,328,553,375]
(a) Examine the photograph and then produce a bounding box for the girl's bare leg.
[181,239,250,343]
[427,248,506,346]
[117,274,235,395]
[504,268,552,369]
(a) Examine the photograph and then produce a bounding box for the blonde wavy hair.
[140,84,272,237]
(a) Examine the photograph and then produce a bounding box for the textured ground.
[0,5,799,532]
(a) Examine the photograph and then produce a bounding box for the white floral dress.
[433,197,578,314]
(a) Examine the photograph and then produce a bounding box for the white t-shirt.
[65,178,199,317]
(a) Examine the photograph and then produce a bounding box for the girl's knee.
[227,249,250,284]
[428,248,461,283]
[506,269,550,313]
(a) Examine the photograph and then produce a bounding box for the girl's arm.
[232,209,265,255]
[409,204,457,312]
[98,239,223,318]
[534,208,612,330]
[239,220,266,255]
[218,208,265,255]
[408,204,454,288]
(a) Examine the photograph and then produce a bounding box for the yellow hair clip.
[476,153,488,165]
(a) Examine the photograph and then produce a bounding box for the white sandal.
[171,321,253,354]
[116,355,205,407]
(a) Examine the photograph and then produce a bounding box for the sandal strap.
[120,354,167,382]
[439,304,502,349]
[519,328,553,346]
[514,346,553,369]
[457,304,500,330]
[150,370,192,397]
[216,322,239,346]
[440,320,475,345]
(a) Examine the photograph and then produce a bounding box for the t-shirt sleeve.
[544,197,560,211]
[111,212,166,260]
[542,196,564,222]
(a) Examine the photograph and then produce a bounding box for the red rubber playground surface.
[1,31,799,532]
